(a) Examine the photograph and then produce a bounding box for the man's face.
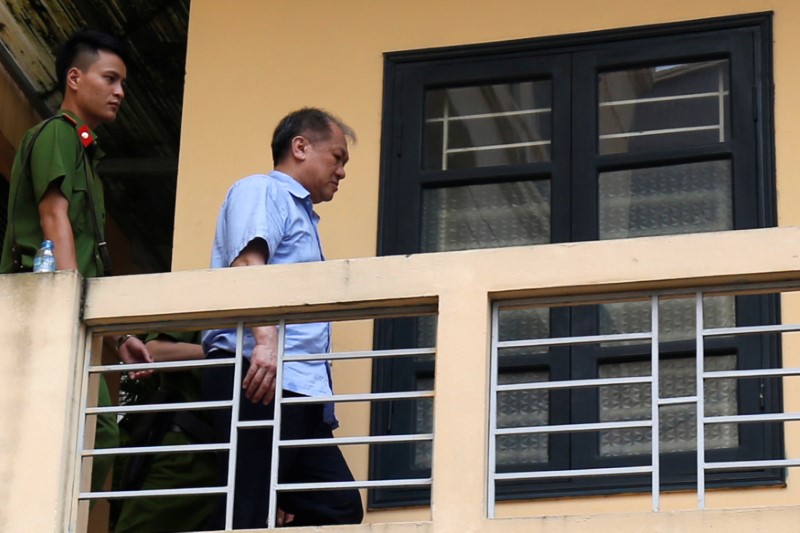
[72,50,126,128]
[301,124,349,204]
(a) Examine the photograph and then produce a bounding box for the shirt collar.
[58,109,104,157]
[269,170,312,201]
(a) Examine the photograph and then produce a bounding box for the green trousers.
[92,377,120,493]
[114,430,216,532]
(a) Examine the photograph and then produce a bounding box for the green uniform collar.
[57,109,105,157]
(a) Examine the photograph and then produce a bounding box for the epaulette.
[58,113,96,148]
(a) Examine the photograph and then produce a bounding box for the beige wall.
[173,0,800,526]
[174,0,800,271]
[0,272,83,532]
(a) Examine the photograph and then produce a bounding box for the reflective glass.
[599,60,730,154]
[425,81,552,170]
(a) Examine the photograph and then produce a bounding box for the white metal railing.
[488,282,800,518]
[74,312,435,531]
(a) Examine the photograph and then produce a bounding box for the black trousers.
[202,350,363,529]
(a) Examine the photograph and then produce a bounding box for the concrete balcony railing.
[5,227,800,532]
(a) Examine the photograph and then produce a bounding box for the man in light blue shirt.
[202,108,363,529]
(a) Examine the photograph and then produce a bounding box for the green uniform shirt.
[0,110,106,277]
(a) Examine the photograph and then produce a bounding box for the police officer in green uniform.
[114,331,217,532]
[0,30,152,494]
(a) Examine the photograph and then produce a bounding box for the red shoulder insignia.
[77,125,94,148]
[60,113,77,126]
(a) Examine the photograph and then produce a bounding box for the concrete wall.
[0,271,83,532]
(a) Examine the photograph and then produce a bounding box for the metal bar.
[705,368,800,379]
[705,458,800,471]
[280,433,433,448]
[705,412,800,424]
[89,357,234,373]
[658,396,698,406]
[717,67,726,143]
[280,390,434,404]
[80,486,228,500]
[426,107,551,123]
[496,375,651,393]
[276,478,432,492]
[445,139,551,155]
[224,323,246,531]
[495,419,651,436]
[600,125,720,141]
[285,347,435,362]
[487,302,500,519]
[496,331,651,349]
[696,292,706,510]
[599,90,730,107]
[650,295,661,512]
[442,98,449,170]
[704,323,800,337]
[71,328,93,530]
[494,465,653,481]
[83,443,227,457]
[267,319,287,529]
[85,400,231,415]
[237,420,276,430]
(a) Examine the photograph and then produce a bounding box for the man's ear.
[290,135,309,161]
[66,67,81,91]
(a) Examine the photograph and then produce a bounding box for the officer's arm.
[145,339,205,362]
[38,180,78,271]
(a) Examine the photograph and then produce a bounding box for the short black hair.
[271,107,355,166]
[55,30,128,93]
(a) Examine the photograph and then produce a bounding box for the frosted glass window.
[421,180,550,252]
[598,356,738,457]
[599,160,732,240]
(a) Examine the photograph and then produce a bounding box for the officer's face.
[71,50,126,128]
[301,124,349,204]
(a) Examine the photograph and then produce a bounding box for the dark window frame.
[372,12,778,509]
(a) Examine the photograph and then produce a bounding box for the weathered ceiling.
[0,0,189,273]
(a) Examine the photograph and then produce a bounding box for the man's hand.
[276,508,295,527]
[117,336,154,380]
[242,342,277,405]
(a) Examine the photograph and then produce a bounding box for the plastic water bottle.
[33,240,56,273]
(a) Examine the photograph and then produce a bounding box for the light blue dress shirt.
[202,171,334,402]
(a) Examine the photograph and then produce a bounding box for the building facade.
[4,1,800,531]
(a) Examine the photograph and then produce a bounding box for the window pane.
[424,81,552,170]
[599,60,730,154]
[599,355,738,457]
[496,371,550,465]
[599,160,732,240]
[601,295,735,344]
[421,180,550,252]
[415,377,434,468]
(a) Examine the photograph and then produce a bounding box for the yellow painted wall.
[0,272,83,532]
[174,0,800,271]
[174,0,800,524]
